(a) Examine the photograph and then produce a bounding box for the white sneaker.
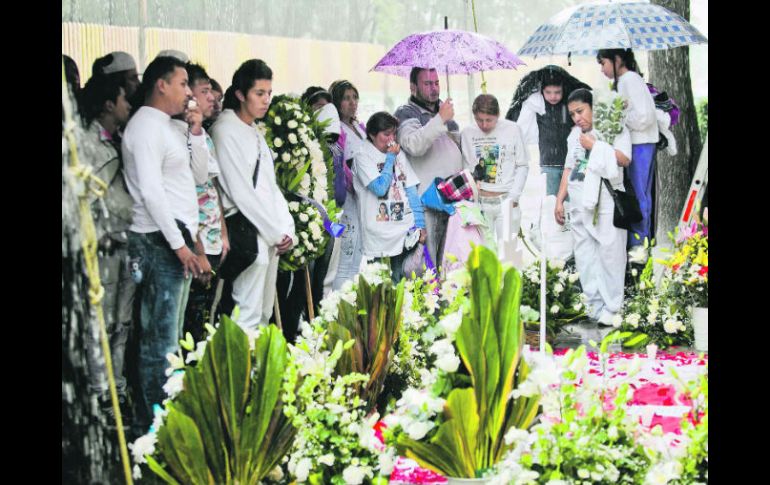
[597,311,616,327]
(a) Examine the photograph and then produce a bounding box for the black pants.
[183,253,222,343]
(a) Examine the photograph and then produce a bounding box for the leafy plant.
[520,259,585,339]
[325,271,405,413]
[140,319,296,484]
[393,246,540,478]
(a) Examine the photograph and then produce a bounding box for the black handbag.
[601,169,642,231]
[218,153,261,281]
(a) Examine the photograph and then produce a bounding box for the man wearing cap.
[121,55,205,430]
[94,51,140,101]
[394,67,463,266]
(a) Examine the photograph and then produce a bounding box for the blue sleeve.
[406,185,425,228]
[366,152,396,197]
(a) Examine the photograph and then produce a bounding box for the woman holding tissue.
[460,94,529,255]
[555,89,631,326]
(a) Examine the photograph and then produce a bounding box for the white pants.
[570,207,627,320]
[232,247,279,330]
[479,196,523,267]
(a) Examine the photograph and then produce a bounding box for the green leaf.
[156,407,214,485]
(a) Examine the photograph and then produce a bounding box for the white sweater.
[122,106,202,249]
[617,71,659,144]
[210,110,296,261]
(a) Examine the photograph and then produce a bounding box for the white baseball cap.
[101,51,137,74]
[156,49,190,63]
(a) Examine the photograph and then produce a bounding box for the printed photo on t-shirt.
[473,143,501,183]
[570,148,591,182]
[376,202,390,222]
[390,202,405,221]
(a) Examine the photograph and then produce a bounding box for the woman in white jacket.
[555,89,631,326]
[597,49,658,249]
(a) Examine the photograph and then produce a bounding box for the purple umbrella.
[371,29,525,94]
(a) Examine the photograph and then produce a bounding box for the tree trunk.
[648,0,703,244]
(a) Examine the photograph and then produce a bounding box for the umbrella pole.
[469,0,488,94]
[444,16,451,98]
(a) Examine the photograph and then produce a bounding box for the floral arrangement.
[381,246,540,480]
[661,211,708,309]
[258,94,340,271]
[281,262,402,484]
[520,259,586,339]
[618,255,693,349]
[492,333,708,484]
[129,317,295,483]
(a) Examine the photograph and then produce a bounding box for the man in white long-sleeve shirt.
[122,56,205,430]
[210,59,296,331]
[394,67,463,266]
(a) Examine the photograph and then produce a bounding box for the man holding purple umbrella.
[394,67,463,266]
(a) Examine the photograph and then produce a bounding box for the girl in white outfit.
[555,89,631,326]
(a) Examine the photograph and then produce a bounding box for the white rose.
[318,453,335,466]
[551,259,566,270]
[647,312,658,324]
[288,201,300,211]
[439,310,463,335]
[301,147,309,156]
[407,421,431,440]
[267,465,285,481]
[300,231,309,240]
[550,305,560,314]
[627,313,641,327]
[294,457,311,482]
[299,213,309,223]
[663,319,680,334]
[274,137,284,147]
[435,353,461,373]
[274,116,282,125]
[553,283,563,294]
[288,133,298,144]
[342,465,371,485]
[281,152,291,163]
[304,114,311,122]
[287,119,298,129]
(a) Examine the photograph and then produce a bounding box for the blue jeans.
[128,231,192,429]
[541,166,564,197]
[627,144,657,247]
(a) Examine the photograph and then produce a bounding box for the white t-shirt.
[122,106,202,249]
[564,126,631,213]
[353,141,420,257]
[341,121,367,163]
[460,118,529,198]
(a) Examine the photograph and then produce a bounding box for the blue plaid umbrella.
[518,0,708,58]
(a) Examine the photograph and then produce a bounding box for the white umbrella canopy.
[518,0,708,58]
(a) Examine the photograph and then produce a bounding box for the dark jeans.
[128,231,192,431]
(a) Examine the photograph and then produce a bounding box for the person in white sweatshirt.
[555,89,631,326]
[597,49,659,249]
[210,59,296,331]
[122,55,205,430]
[461,94,529,255]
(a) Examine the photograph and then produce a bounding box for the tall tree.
[648,0,704,244]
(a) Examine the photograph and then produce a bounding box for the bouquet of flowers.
[258,94,340,271]
[619,256,694,349]
[520,259,586,339]
[661,212,708,309]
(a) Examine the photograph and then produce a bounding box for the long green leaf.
[157,407,215,485]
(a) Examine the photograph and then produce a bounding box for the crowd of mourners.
[63,45,667,437]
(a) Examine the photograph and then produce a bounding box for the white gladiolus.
[162,370,185,398]
[300,173,311,190]
[129,433,157,464]
[438,310,463,335]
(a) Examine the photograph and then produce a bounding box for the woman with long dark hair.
[597,48,658,248]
